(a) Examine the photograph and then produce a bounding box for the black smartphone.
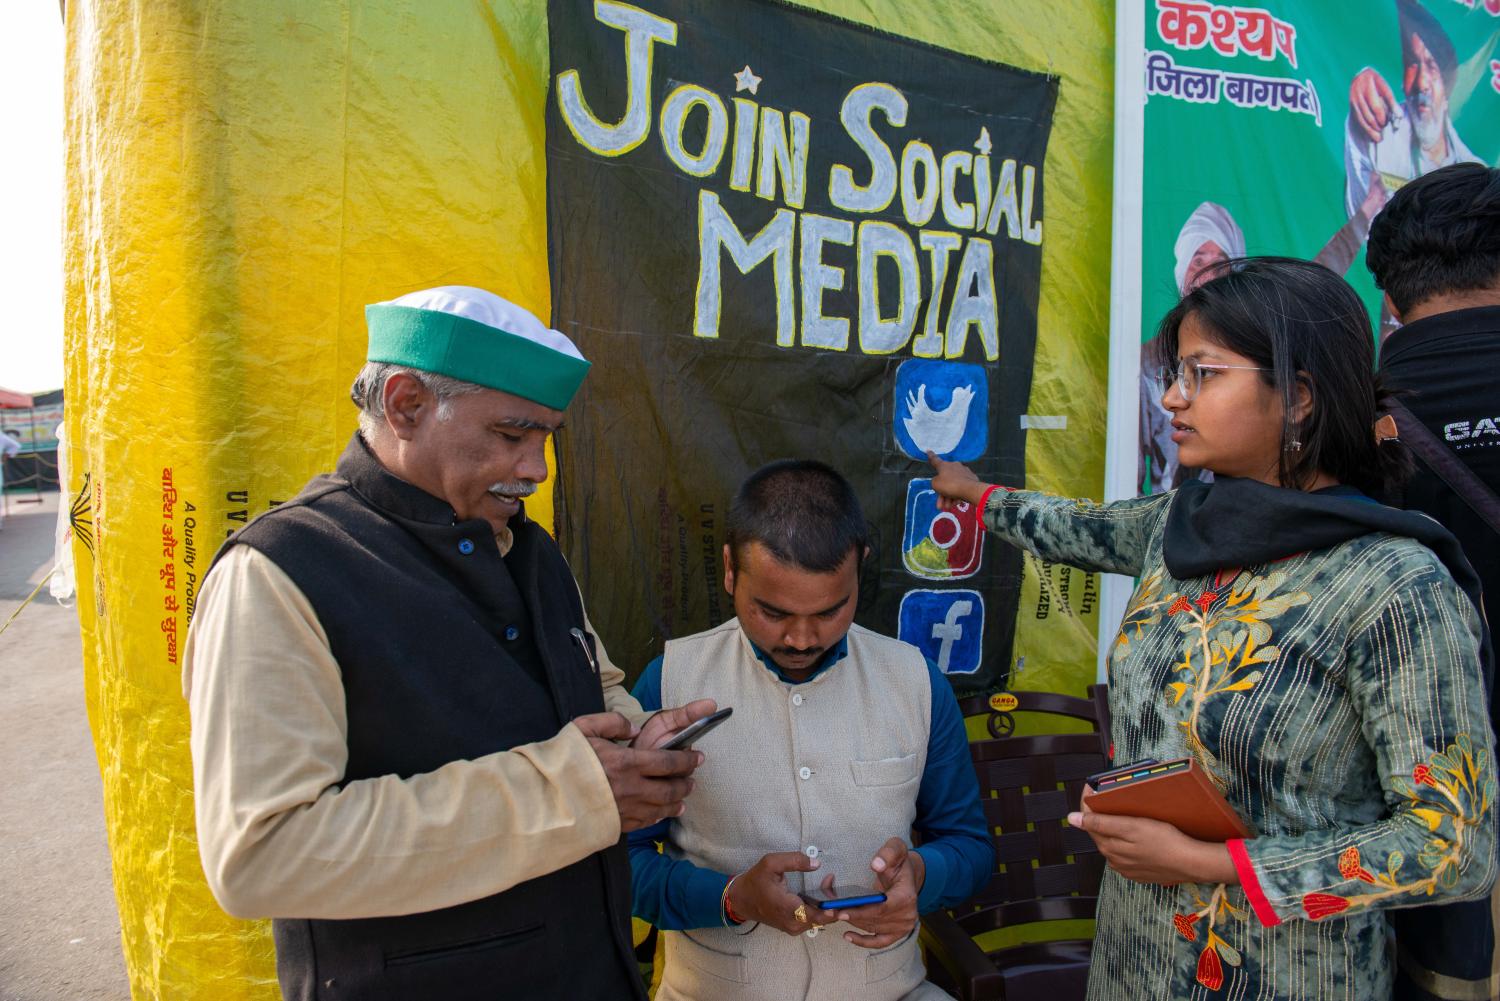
[803,885,888,910]
[659,707,733,750]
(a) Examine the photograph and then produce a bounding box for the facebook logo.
[898,589,984,675]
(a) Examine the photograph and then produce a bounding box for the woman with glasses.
[929,257,1494,1000]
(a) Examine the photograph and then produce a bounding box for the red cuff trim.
[1227,839,1280,927]
[978,484,1007,511]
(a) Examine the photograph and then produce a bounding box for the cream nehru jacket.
[656,618,951,1001]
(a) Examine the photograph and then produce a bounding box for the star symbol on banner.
[974,126,993,156]
[734,65,762,95]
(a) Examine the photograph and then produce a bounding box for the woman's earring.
[1285,438,1303,452]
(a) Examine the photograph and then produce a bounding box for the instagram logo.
[902,478,982,580]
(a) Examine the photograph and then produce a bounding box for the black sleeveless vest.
[215,435,643,1001]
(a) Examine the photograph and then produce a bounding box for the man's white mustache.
[488,481,538,497]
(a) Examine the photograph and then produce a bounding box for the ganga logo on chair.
[893,359,988,462]
[902,479,982,580]
[898,589,984,675]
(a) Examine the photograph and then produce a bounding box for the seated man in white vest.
[628,459,995,1000]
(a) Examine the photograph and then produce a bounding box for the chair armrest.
[920,910,1002,999]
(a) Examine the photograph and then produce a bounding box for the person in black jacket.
[1367,160,1500,1001]
[185,286,716,1000]
[1369,162,1500,700]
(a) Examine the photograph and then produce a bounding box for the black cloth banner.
[546,0,1058,693]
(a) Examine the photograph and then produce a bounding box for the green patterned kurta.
[981,488,1496,1001]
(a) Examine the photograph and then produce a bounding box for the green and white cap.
[365,286,590,410]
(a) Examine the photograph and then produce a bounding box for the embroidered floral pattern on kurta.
[981,489,1495,1000]
[1156,570,1310,782]
[1299,736,1493,920]
[1173,884,1248,991]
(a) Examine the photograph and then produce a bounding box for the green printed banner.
[1139,0,1500,493]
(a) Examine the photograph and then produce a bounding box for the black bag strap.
[1386,399,1500,538]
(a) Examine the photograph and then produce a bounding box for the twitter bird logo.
[893,360,988,461]
[903,384,976,456]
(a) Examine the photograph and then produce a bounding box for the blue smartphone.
[804,886,888,910]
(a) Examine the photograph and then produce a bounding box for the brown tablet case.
[1085,757,1251,842]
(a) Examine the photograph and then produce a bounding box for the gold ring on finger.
[793,904,808,924]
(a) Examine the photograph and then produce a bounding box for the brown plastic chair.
[920,685,1111,1001]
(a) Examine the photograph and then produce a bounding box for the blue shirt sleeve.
[626,656,734,930]
[912,659,996,913]
[631,655,666,714]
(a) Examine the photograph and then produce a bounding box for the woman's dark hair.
[725,459,869,573]
[1156,256,1411,495]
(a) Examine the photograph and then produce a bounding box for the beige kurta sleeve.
[583,608,652,727]
[182,545,623,921]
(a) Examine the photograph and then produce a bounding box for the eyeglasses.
[1155,358,1273,402]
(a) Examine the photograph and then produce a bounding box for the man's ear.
[382,372,433,441]
[722,543,735,596]
[1383,292,1404,325]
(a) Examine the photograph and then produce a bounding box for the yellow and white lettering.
[940,151,976,230]
[660,85,728,177]
[556,1,678,156]
[756,107,811,209]
[695,190,796,346]
[729,98,759,192]
[945,237,999,361]
[799,213,854,350]
[900,141,939,227]
[1021,163,1044,245]
[973,154,992,231]
[856,221,920,355]
[913,230,961,358]
[983,159,1020,239]
[828,82,906,214]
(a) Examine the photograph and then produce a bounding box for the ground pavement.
[0,490,130,1000]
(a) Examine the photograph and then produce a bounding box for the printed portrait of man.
[1344,0,1482,220]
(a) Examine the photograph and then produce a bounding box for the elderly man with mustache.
[1344,0,1481,224]
[183,286,715,1001]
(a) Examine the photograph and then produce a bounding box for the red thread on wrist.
[978,484,1006,511]
[723,880,745,925]
[1227,839,1280,927]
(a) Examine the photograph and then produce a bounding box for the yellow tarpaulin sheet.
[63,1,1114,995]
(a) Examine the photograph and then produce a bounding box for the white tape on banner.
[1019,415,1068,430]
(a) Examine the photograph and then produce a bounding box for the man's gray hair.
[350,362,483,438]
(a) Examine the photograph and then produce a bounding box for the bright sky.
[0,3,64,395]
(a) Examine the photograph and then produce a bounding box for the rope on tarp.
[1,451,62,491]
[1,471,55,495]
[0,566,59,640]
